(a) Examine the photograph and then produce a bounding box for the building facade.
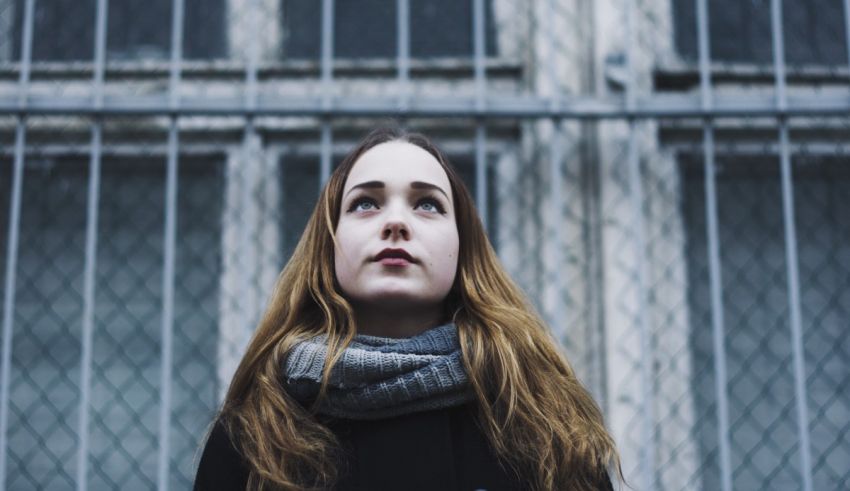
[0,0,848,489]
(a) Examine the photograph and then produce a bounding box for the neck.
[352,303,446,338]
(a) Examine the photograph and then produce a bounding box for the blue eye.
[417,197,446,214]
[348,197,378,212]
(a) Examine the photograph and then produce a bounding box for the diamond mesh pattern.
[0,1,848,490]
[681,154,850,490]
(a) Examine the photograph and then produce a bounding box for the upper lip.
[374,248,416,262]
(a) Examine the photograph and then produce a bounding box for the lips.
[374,248,416,263]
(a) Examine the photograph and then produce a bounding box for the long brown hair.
[218,127,621,490]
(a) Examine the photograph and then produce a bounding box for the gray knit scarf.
[282,323,473,420]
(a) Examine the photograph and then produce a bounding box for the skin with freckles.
[334,141,460,338]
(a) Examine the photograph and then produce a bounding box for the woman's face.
[334,141,459,315]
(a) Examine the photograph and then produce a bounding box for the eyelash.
[346,195,447,215]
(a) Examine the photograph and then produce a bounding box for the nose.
[381,207,410,240]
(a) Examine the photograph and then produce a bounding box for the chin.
[368,290,425,303]
[358,287,441,307]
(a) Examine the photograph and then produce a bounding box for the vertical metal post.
[396,0,410,112]
[0,0,34,484]
[168,0,185,111]
[544,0,564,335]
[624,0,653,488]
[76,0,108,488]
[472,0,487,231]
[77,124,101,491]
[0,130,25,491]
[702,129,733,491]
[770,2,813,490]
[235,0,262,380]
[771,0,787,113]
[627,122,653,491]
[243,0,260,175]
[321,0,334,103]
[548,120,565,339]
[844,0,850,80]
[320,0,335,187]
[158,122,179,491]
[15,0,35,107]
[695,1,732,491]
[624,0,636,115]
[778,123,813,491]
[474,125,487,232]
[157,0,185,489]
[0,125,25,491]
[473,0,486,108]
[320,124,332,187]
[243,0,260,153]
[545,0,560,111]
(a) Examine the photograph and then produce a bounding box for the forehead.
[343,141,452,194]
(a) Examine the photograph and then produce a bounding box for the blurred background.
[0,0,848,489]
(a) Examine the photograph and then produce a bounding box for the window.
[12,0,226,61]
[681,156,850,490]
[672,0,848,65]
[281,0,498,60]
[0,156,224,489]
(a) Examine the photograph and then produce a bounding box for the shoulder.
[193,419,249,491]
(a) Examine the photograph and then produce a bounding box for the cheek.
[333,225,360,287]
[433,231,460,289]
[334,248,350,285]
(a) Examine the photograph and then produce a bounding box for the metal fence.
[0,0,849,490]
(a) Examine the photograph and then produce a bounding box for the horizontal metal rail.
[1,94,848,119]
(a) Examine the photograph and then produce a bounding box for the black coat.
[193,403,614,491]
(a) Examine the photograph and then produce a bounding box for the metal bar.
[92,0,108,109]
[545,0,560,111]
[4,139,850,163]
[320,122,332,187]
[844,0,850,82]
[696,0,711,112]
[396,0,410,112]
[472,0,486,112]
[319,0,334,187]
[158,120,179,491]
[16,0,35,105]
[157,0,185,489]
[548,120,565,339]
[76,0,109,488]
[321,0,335,111]
[627,121,654,491]
[0,0,35,480]
[0,121,25,491]
[244,0,259,112]
[779,120,814,491]
[625,0,636,113]
[474,123,487,231]
[624,0,653,487]
[702,125,733,491]
[76,123,101,491]
[770,3,813,489]
[168,0,185,109]
[695,1,732,490]
[4,94,850,119]
[771,0,787,112]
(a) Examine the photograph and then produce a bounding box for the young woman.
[194,128,621,490]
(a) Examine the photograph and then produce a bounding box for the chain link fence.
[1,0,849,490]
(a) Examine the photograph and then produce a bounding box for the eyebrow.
[344,180,450,201]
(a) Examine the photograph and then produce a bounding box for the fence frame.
[1,0,849,489]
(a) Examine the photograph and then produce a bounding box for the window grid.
[1,0,849,490]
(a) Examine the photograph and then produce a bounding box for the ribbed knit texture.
[282,323,473,420]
